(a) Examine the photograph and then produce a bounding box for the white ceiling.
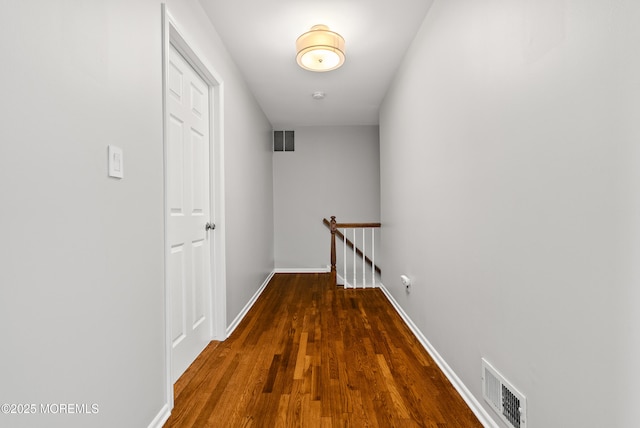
[199,0,434,128]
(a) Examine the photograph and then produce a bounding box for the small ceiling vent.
[482,358,527,428]
[274,130,294,152]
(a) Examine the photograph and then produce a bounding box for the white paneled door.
[167,44,213,383]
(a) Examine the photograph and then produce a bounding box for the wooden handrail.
[334,222,381,229]
[324,217,381,286]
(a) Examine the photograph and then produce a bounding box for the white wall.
[273,126,380,269]
[380,1,640,427]
[0,1,273,427]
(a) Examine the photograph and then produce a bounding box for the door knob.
[205,222,216,231]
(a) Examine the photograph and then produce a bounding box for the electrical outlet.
[400,275,411,288]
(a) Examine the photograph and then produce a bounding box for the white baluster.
[362,228,366,288]
[342,228,346,288]
[352,228,356,289]
[371,228,375,288]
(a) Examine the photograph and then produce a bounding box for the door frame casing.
[161,4,227,408]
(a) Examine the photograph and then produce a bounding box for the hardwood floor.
[164,273,482,427]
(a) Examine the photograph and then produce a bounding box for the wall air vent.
[482,358,527,428]
[273,130,294,152]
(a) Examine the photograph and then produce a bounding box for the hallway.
[165,273,481,427]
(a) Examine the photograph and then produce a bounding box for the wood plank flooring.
[164,273,482,427]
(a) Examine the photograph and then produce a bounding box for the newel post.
[330,216,337,286]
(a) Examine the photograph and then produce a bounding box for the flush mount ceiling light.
[296,25,345,72]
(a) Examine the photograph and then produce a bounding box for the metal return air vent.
[273,130,294,152]
[482,358,527,428]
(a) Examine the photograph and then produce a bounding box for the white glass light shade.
[296,25,345,72]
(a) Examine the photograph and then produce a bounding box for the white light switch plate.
[108,145,124,178]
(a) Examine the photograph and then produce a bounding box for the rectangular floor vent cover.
[482,358,527,428]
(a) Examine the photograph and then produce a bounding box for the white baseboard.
[148,403,171,428]
[337,273,381,289]
[377,283,498,428]
[273,267,330,273]
[225,270,275,337]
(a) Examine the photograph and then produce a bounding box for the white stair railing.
[327,216,381,288]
